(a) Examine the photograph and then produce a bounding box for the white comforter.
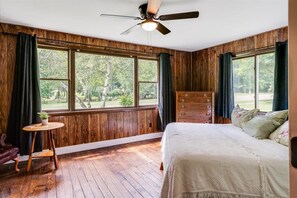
[161,123,289,198]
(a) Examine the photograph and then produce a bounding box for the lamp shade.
[141,20,158,31]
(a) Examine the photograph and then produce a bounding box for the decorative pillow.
[242,116,281,139]
[231,105,245,127]
[265,110,288,125]
[239,109,259,128]
[231,105,259,128]
[269,121,289,141]
[279,129,289,146]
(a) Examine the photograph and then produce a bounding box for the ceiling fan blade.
[156,23,171,35]
[159,11,199,21]
[147,0,162,15]
[121,23,142,35]
[100,14,141,20]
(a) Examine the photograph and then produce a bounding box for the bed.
[160,123,289,198]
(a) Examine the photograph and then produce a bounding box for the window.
[38,48,69,110]
[75,52,134,109]
[38,47,159,111]
[138,59,158,106]
[233,52,275,111]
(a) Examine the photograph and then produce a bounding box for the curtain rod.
[0,31,172,57]
[215,45,275,58]
[235,45,275,57]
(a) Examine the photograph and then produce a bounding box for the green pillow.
[265,110,288,125]
[242,116,281,139]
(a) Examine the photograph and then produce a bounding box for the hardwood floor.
[0,139,163,198]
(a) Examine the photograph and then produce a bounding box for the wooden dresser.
[176,91,215,123]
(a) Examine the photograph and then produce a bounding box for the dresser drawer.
[178,110,211,117]
[178,103,212,112]
[177,92,212,97]
[178,116,212,123]
[178,97,212,103]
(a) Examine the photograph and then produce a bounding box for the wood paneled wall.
[191,27,288,123]
[0,23,192,148]
[46,108,158,148]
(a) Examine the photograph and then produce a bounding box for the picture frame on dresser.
[176,91,215,123]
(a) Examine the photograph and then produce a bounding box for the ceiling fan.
[100,0,199,35]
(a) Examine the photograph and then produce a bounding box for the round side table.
[23,122,64,171]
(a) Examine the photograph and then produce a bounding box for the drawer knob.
[181,99,184,102]
[185,94,188,96]
[203,94,206,97]
[207,105,211,109]
[207,99,210,102]
[206,112,210,116]
[182,105,185,108]
[181,113,185,115]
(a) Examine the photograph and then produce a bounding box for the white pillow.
[231,105,259,128]
[269,121,289,146]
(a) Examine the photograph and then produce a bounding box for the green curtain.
[7,33,42,155]
[273,40,288,111]
[158,53,174,131]
[216,52,234,118]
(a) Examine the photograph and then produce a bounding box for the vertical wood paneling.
[89,114,99,143]
[192,27,288,123]
[99,113,108,141]
[45,109,158,148]
[108,113,117,140]
[123,111,132,138]
[61,116,69,146]
[81,115,89,143]
[116,112,124,139]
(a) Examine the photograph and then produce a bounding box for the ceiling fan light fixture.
[141,20,158,31]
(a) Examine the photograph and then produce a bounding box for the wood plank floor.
[0,139,163,198]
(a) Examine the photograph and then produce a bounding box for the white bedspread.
[161,123,289,198]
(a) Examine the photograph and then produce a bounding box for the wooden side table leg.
[49,131,59,169]
[27,132,37,172]
[47,131,53,161]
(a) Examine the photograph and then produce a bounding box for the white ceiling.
[0,0,288,52]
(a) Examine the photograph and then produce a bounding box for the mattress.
[160,123,289,198]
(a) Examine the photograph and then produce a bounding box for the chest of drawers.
[176,91,215,123]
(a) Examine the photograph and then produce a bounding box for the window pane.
[41,80,68,110]
[233,57,255,109]
[38,48,68,79]
[75,52,134,109]
[138,59,158,82]
[139,83,158,106]
[258,53,275,111]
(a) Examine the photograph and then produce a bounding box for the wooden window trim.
[38,44,159,113]
[232,51,275,111]
[47,106,158,116]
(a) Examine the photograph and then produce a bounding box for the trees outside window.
[138,59,158,106]
[38,48,69,110]
[75,52,134,109]
[233,52,275,111]
[38,47,159,111]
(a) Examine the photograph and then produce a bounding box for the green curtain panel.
[216,52,234,119]
[7,33,42,155]
[273,40,288,111]
[158,53,174,131]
